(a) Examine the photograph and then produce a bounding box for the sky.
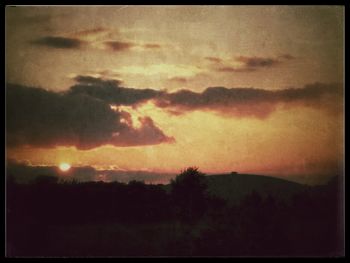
[6,6,344,185]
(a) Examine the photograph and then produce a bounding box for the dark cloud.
[31,32,161,52]
[69,75,164,106]
[6,83,174,150]
[211,55,293,73]
[73,75,123,87]
[113,116,175,146]
[104,41,135,51]
[236,56,281,68]
[32,36,84,49]
[154,83,343,118]
[6,78,342,150]
[216,66,257,73]
[66,76,342,119]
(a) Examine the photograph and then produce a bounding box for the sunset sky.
[6,6,344,185]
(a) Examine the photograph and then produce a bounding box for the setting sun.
[59,163,71,172]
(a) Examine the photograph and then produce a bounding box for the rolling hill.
[206,173,308,205]
[164,173,307,205]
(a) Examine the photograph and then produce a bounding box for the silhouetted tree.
[34,175,59,185]
[170,167,208,223]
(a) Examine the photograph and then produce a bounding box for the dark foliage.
[6,169,344,257]
[170,167,209,223]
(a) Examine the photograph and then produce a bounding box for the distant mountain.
[204,173,306,205]
[163,172,307,205]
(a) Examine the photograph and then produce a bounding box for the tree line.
[6,167,344,257]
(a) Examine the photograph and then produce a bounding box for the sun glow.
[59,163,71,172]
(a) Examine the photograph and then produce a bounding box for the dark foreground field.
[6,168,344,257]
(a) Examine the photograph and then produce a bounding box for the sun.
[59,163,71,172]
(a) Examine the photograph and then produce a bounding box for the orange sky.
[6,6,344,184]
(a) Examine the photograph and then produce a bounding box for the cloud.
[103,40,136,51]
[70,70,122,82]
[68,75,164,106]
[30,27,162,53]
[154,83,343,118]
[235,56,281,68]
[111,116,175,146]
[73,75,123,87]
[6,160,175,184]
[208,54,295,73]
[103,41,163,52]
[65,76,343,119]
[6,78,342,151]
[32,36,84,49]
[6,83,174,150]
[216,66,256,73]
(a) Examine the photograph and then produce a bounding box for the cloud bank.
[31,28,163,52]
[6,83,174,150]
[66,76,342,118]
[207,54,295,73]
[155,83,343,118]
[6,77,342,149]
[32,36,84,49]
[68,75,164,106]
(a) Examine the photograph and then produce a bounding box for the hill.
[205,173,306,205]
[163,172,306,205]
